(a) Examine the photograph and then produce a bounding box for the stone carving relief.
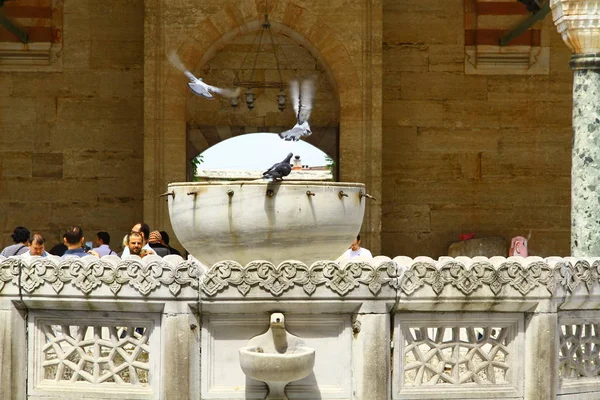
[200,259,399,297]
[0,256,201,296]
[398,258,600,297]
[29,311,160,397]
[403,326,511,386]
[40,324,151,385]
[4,255,600,299]
[393,313,523,398]
[559,323,600,379]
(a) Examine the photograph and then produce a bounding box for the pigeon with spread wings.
[279,79,314,141]
[168,51,240,99]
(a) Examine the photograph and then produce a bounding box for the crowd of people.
[0,223,182,260]
[1,225,373,261]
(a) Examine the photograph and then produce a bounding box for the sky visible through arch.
[197,133,329,170]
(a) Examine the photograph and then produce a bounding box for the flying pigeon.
[279,79,314,141]
[263,153,293,181]
[167,51,240,99]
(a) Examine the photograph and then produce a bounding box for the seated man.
[339,234,373,259]
[1,226,30,257]
[92,231,117,257]
[24,233,48,257]
[121,222,153,257]
[61,226,99,259]
[122,231,154,259]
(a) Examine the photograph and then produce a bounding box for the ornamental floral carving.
[200,259,398,297]
[398,258,599,297]
[0,256,200,296]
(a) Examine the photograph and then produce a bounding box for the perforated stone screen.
[393,313,524,399]
[27,311,160,399]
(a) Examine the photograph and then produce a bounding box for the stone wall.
[0,0,144,251]
[381,0,574,258]
[0,0,579,259]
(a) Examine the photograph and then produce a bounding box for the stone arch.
[163,3,359,178]
[182,21,342,178]
[145,0,381,252]
[164,1,359,117]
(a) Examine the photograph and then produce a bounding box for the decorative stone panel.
[396,256,600,299]
[27,310,160,399]
[464,0,550,74]
[201,313,351,400]
[392,313,524,399]
[559,310,600,396]
[0,255,202,298]
[199,257,399,299]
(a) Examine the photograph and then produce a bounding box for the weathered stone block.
[90,40,143,69]
[382,204,431,233]
[447,236,508,257]
[428,44,464,72]
[383,100,445,127]
[416,127,501,153]
[481,150,570,179]
[32,152,63,178]
[399,72,488,101]
[1,152,32,178]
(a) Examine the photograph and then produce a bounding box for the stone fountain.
[167,178,370,266]
[239,313,315,400]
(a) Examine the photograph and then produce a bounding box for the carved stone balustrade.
[2,255,600,399]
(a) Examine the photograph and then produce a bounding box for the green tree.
[325,155,335,180]
[190,155,204,181]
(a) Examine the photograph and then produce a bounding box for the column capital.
[551,0,600,66]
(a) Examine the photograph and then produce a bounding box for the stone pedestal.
[550,0,600,256]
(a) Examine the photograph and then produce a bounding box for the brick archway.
[144,0,382,252]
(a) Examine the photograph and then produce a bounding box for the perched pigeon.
[167,51,240,99]
[263,153,293,181]
[279,79,314,141]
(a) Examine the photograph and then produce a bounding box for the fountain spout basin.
[239,313,315,400]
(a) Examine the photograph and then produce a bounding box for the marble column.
[551,0,600,256]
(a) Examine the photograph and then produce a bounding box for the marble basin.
[167,181,366,266]
[239,346,315,385]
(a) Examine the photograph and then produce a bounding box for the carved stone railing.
[0,254,202,298]
[3,254,600,300]
[3,255,600,399]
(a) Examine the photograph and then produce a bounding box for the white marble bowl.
[239,346,315,399]
[167,181,366,266]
